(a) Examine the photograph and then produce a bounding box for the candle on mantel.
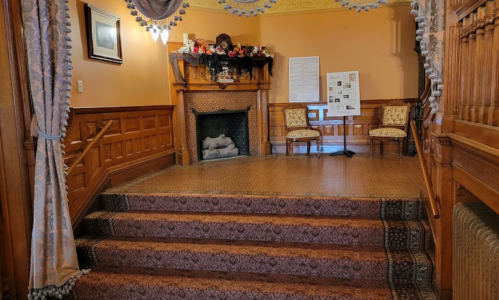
[183,33,189,45]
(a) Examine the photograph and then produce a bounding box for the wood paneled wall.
[64,106,175,226]
[269,99,417,153]
[421,0,499,298]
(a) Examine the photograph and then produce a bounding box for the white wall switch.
[77,80,83,93]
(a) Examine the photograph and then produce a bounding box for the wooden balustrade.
[457,0,499,126]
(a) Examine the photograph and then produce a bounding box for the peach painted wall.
[69,1,260,108]
[69,1,417,107]
[259,4,418,103]
[69,0,170,107]
[169,9,260,47]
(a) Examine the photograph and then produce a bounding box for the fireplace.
[195,109,250,161]
[183,91,260,163]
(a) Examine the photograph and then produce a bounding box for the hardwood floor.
[107,154,424,198]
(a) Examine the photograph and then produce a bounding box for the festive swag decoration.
[218,0,278,17]
[334,0,388,12]
[171,34,274,84]
[124,0,191,45]
[411,0,445,111]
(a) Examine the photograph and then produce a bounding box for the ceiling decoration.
[190,0,410,14]
[218,0,277,17]
[124,0,191,45]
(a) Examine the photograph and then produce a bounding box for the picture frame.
[84,4,123,64]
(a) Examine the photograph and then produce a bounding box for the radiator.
[453,203,499,300]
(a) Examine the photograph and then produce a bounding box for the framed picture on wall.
[84,4,123,64]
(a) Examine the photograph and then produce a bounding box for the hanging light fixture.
[335,0,387,12]
[125,0,190,45]
[218,0,277,17]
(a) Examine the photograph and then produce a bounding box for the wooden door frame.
[0,0,36,298]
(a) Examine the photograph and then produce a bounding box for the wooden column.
[474,8,486,123]
[174,87,190,166]
[459,23,469,120]
[0,0,33,297]
[482,1,495,124]
[258,88,271,155]
[492,0,499,125]
[468,14,477,122]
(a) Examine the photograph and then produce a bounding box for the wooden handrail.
[66,120,113,176]
[410,120,440,219]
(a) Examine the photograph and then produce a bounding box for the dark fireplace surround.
[194,108,250,161]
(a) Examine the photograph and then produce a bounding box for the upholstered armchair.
[283,105,322,158]
[369,101,411,158]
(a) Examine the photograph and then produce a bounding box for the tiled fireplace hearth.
[186,92,258,162]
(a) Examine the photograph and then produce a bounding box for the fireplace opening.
[195,109,250,161]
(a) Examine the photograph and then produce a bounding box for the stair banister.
[410,120,440,219]
[66,120,113,176]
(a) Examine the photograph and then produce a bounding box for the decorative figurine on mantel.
[216,33,233,52]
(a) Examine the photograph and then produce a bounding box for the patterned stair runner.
[73,193,436,300]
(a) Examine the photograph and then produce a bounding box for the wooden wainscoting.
[64,106,175,227]
[269,99,417,154]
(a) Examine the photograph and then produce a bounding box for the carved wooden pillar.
[431,134,454,300]
[0,0,32,297]
[492,0,499,125]
[468,14,477,122]
[173,86,190,166]
[482,1,495,124]
[474,8,486,123]
[258,88,271,155]
[460,21,470,120]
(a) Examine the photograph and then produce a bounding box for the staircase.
[74,192,436,299]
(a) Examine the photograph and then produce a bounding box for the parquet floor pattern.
[108,154,424,198]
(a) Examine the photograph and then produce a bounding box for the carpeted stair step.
[73,266,400,300]
[101,193,422,220]
[83,211,393,247]
[76,236,419,281]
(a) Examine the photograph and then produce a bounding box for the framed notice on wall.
[289,56,320,102]
[326,71,361,117]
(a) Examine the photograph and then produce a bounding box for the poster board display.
[326,71,361,117]
[289,56,320,102]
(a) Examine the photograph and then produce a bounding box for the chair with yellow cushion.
[283,105,322,158]
[369,101,411,159]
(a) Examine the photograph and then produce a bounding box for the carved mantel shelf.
[168,42,272,165]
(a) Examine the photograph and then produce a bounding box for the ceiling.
[189,0,411,15]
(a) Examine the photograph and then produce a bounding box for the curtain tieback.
[37,127,61,141]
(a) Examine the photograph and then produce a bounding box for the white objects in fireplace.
[202,134,239,159]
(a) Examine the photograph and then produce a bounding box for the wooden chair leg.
[290,140,294,159]
[286,140,289,156]
[399,139,403,159]
[380,141,384,155]
[317,137,321,158]
[307,142,311,155]
[370,137,374,159]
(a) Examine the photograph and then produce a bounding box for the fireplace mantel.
[168,42,272,165]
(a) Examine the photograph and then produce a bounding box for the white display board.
[326,71,361,117]
[289,56,320,102]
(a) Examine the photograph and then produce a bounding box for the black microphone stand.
[330,116,355,158]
